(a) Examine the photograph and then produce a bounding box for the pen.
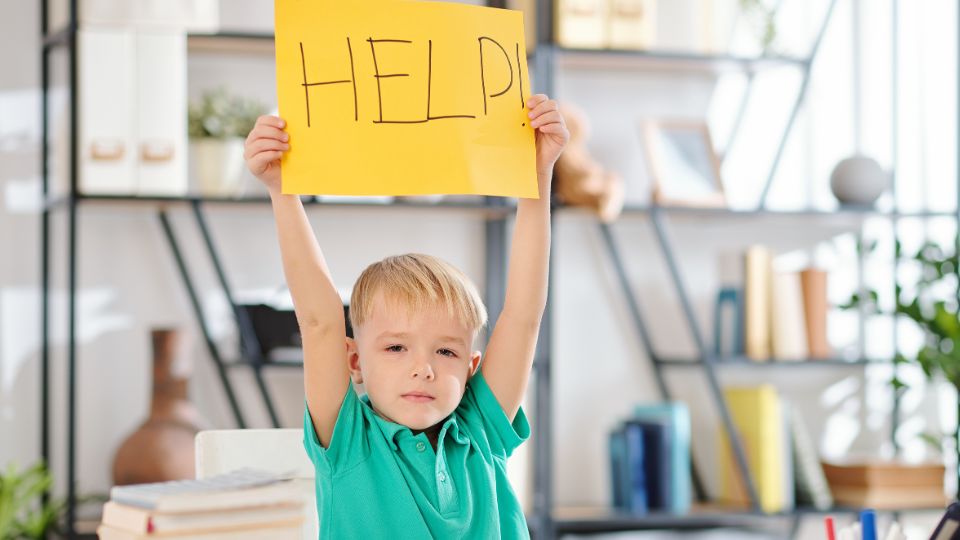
[861,509,877,540]
[825,516,836,540]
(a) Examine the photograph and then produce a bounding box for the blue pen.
[860,508,877,540]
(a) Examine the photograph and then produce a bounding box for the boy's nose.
[411,362,435,380]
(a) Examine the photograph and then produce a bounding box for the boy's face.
[347,292,481,431]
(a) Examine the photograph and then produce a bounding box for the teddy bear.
[553,103,624,222]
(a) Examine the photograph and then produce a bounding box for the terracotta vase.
[112,328,205,486]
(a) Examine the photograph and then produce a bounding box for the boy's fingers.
[248,150,283,171]
[246,125,288,144]
[538,123,568,136]
[530,110,562,128]
[257,115,286,129]
[244,139,289,159]
[527,99,558,119]
[525,94,548,109]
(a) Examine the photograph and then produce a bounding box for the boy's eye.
[386,345,405,353]
[437,348,458,358]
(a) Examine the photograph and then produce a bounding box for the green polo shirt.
[302,371,531,539]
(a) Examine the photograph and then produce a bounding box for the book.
[800,268,830,359]
[101,501,305,535]
[714,287,744,358]
[821,460,946,488]
[820,460,947,509]
[828,485,948,509]
[788,405,833,510]
[636,420,672,510]
[622,422,649,514]
[715,251,745,358]
[608,428,629,511]
[109,469,302,513]
[770,271,809,361]
[779,404,795,510]
[633,402,692,514]
[744,246,772,360]
[718,385,789,513]
[96,522,303,540]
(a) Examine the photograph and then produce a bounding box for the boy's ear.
[346,337,363,384]
[469,351,482,377]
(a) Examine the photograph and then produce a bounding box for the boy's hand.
[527,94,569,177]
[244,115,290,196]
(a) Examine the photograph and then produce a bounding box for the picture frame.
[640,120,726,207]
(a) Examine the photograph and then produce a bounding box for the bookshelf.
[38,0,954,538]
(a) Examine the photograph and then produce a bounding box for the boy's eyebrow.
[437,336,468,348]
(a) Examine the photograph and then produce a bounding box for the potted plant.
[0,461,65,539]
[188,87,266,197]
[843,237,960,497]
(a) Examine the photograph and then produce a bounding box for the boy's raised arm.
[482,95,568,422]
[245,115,349,447]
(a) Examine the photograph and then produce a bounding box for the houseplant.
[188,87,266,196]
[0,461,64,539]
[843,237,960,496]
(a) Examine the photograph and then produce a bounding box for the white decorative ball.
[830,155,889,206]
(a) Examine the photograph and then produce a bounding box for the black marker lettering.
[516,42,525,108]
[368,38,424,124]
[299,39,359,128]
[426,39,476,122]
[478,37,513,116]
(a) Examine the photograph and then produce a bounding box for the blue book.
[622,422,648,514]
[608,429,627,511]
[714,287,745,357]
[633,420,671,510]
[633,402,692,514]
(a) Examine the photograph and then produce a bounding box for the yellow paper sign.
[275,0,537,197]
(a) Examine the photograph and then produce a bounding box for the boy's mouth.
[402,391,435,403]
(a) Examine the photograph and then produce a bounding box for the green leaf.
[0,461,64,539]
[918,432,944,453]
[931,302,960,339]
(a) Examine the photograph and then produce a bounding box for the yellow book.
[744,246,772,361]
[717,385,786,513]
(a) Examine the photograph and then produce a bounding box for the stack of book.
[97,469,306,539]
[821,460,947,509]
[608,402,692,515]
[715,246,831,361]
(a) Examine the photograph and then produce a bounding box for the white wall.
[1,0,957,536]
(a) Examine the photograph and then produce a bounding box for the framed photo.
[640,120,726,207]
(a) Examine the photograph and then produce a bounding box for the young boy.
[244,93,567,538]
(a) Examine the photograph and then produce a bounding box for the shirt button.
[438,471,447,482]
[416,441,426,452]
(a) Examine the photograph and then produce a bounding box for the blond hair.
[350,253,487,335]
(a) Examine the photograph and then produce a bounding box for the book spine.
[624,423,648,514]
[744,246,772,360]
[638,422,671,510]
[609,429,627,511]
[770,271,809,361]
[800,268,830,359]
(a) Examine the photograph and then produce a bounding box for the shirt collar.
[360,394,467,450]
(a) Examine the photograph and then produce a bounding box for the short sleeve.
[302,384,369,476]
[456,371,530,458]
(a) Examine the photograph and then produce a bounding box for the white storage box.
[48,0,218,33]
[78,28,188,196]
